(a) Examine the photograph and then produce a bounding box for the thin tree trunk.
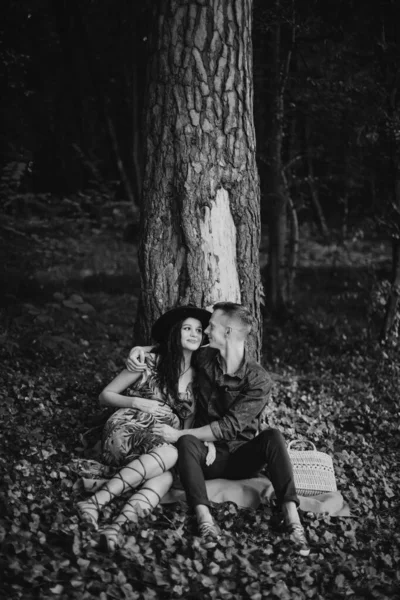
[341,192,349,241]
[69,0,137,208]
[286,195,299,300]
[264,0,294,316]
[381,244,400,342]
[282,165,298,302]
[52,0,88,187]
[283,91,301,303]
[136,0,262,358]
[132,65,143,207]
[381,181,400,342]
[379,65,400,343]
[304,119,329,241]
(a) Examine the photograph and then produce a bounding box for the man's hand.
[126,347,147,372]
[204,441,216,466]
[152,422,180,443]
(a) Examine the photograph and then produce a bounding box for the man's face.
[204,309,228,349]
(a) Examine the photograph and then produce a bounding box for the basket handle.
[287,439,317,452]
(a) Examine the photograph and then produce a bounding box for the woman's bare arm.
[99,369,143,408]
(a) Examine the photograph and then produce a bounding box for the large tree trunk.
[136,0,262,358]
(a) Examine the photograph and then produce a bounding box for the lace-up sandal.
[121,486,162,524]
[98,524,121,553]
[102,451,167,500]
[77,498,100,529]
[286,523,310,556]
[97,485,163,553]
[110,456,148,495]
[78,458,149,527]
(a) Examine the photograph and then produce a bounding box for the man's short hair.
[213,302,253,334]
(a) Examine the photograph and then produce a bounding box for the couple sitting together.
[77,302,310,556]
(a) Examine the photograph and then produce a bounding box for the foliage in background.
[0,0,398,221]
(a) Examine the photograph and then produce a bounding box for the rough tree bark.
[136,0,262,358]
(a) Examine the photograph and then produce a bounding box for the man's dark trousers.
[176,429,299,509]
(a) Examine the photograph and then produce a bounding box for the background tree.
[0,0,148,199]
[254,0,296,316]
[135,0,262,357]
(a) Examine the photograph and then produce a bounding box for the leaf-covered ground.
[1,199,399,599]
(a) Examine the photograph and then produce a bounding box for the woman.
[77,305,212,551]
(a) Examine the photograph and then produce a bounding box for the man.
[127,302,310,556]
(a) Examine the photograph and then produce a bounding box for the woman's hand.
[126,347,147,372]
[130,397,172,417]
[204,441,216,466]
[152,422,180,443]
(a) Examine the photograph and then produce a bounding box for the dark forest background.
[2,0,400,334]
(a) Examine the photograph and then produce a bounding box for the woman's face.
[180,317,203,351]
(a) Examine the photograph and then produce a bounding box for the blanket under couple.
[72,456,350,517]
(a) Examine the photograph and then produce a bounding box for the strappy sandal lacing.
[97,485,162,553]
[77,457,149,528]
[98,523,121,553]
[77,498,100,529]
[78,451,167,534]
[123,487,162,522]
[110,450,167,519]
[111,456,148,494]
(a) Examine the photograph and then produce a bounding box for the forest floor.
[0,194,399,600]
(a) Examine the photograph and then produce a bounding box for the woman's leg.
[77,445,177,528]
[98,471,174,551]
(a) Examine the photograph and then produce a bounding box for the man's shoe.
[287,523,310,556]
[198,520,221,548]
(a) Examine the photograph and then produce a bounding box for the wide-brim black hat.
[151,305,212,343]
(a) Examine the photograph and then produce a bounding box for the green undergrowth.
[0,206,399,599]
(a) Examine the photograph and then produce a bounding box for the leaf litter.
[0,205,399,599]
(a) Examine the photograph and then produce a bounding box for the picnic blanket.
[75,464,350,517]
[161,476,350,516]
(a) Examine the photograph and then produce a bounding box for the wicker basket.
[288,440,337,497]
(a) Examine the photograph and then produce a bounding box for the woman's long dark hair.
[155,318,201,405]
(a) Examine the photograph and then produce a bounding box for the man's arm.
[151,422,217,443]
[152,365,271,443]
[181,424,217,441]
[208,368,272,442]
[126,345,155,372]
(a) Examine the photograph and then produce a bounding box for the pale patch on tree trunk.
[199,188,241,306]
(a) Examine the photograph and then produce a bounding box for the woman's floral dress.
[70,354,195,488]
[102,353,195,467]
